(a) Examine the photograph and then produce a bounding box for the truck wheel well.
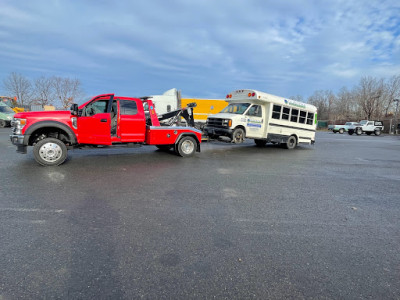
[234,125,246,134]
[29,127,71,146]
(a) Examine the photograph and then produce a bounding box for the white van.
[204,89,317,149]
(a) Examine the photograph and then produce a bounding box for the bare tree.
[307,90,336,120]
[334,87,359,120]
[32,76,55,106]
[2,72,32,105]
[355,76,384,120]
[381,75,400,117]
[53,77,83,108]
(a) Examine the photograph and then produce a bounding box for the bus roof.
[226,89,317,112]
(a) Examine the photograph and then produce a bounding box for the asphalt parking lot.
[1,128,399,299]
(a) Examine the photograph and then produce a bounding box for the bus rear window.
[307,112,314,125]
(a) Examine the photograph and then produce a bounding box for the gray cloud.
[0,0,399,99]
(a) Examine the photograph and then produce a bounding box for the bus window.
[299,111,307,124]
[272,105,281,119]
[282,107,290,120]
[291,109,299,122]
[306,112,314,125]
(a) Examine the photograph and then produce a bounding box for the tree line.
[2,72,83,108]
[3,72,400,120]
[295,75,400,122]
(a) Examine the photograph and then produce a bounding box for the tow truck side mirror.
[70,103,79,116]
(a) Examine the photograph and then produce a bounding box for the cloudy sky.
[1,0,399,100]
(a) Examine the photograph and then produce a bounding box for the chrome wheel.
[33,137,68,166]
[176,136,197,157]
[39,142,63,163]
[181,139,195,155]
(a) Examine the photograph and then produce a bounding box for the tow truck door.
[119,99,146,142]
[77,95,113,145]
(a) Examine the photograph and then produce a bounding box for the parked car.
[328,122,359,134]
[348,120,384,136]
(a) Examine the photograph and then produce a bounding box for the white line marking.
[0,208,64,213]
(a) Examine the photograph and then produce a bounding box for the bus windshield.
[220,103,251,114]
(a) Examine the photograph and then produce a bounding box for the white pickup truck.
[347,120,384,136]
[328,122,358,134]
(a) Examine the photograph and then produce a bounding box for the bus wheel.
[284,136,297,150]
[254,139,267,147]
[231,128,245,144]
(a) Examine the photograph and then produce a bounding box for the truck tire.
[356,128,363,135]
[33,138,68,166]
[0,120,6,128]
[176,136,197,157]
[374,129,381,136]
[284,135,297,150]
[254,139,267,147]
[339,128,344,134]
[231,127,245,144]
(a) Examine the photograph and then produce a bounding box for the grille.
[207,118,225,128]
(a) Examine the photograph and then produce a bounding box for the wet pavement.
[1,128,400,299]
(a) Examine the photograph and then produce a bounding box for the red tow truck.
[10,94,202,166]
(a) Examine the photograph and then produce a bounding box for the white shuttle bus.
[204,89,317,149]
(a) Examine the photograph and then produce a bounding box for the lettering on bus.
[284,99,306,109]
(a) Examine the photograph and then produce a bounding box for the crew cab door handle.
[100,119,107,122]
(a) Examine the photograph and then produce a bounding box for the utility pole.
[394,99,400,134]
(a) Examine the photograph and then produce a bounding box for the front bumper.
[204,126,233,137]
[10,134,28,153]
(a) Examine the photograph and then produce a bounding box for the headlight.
[222,119,232,127]
[12,118,27,134]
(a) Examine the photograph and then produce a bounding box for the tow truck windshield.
[220,103,251,114]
